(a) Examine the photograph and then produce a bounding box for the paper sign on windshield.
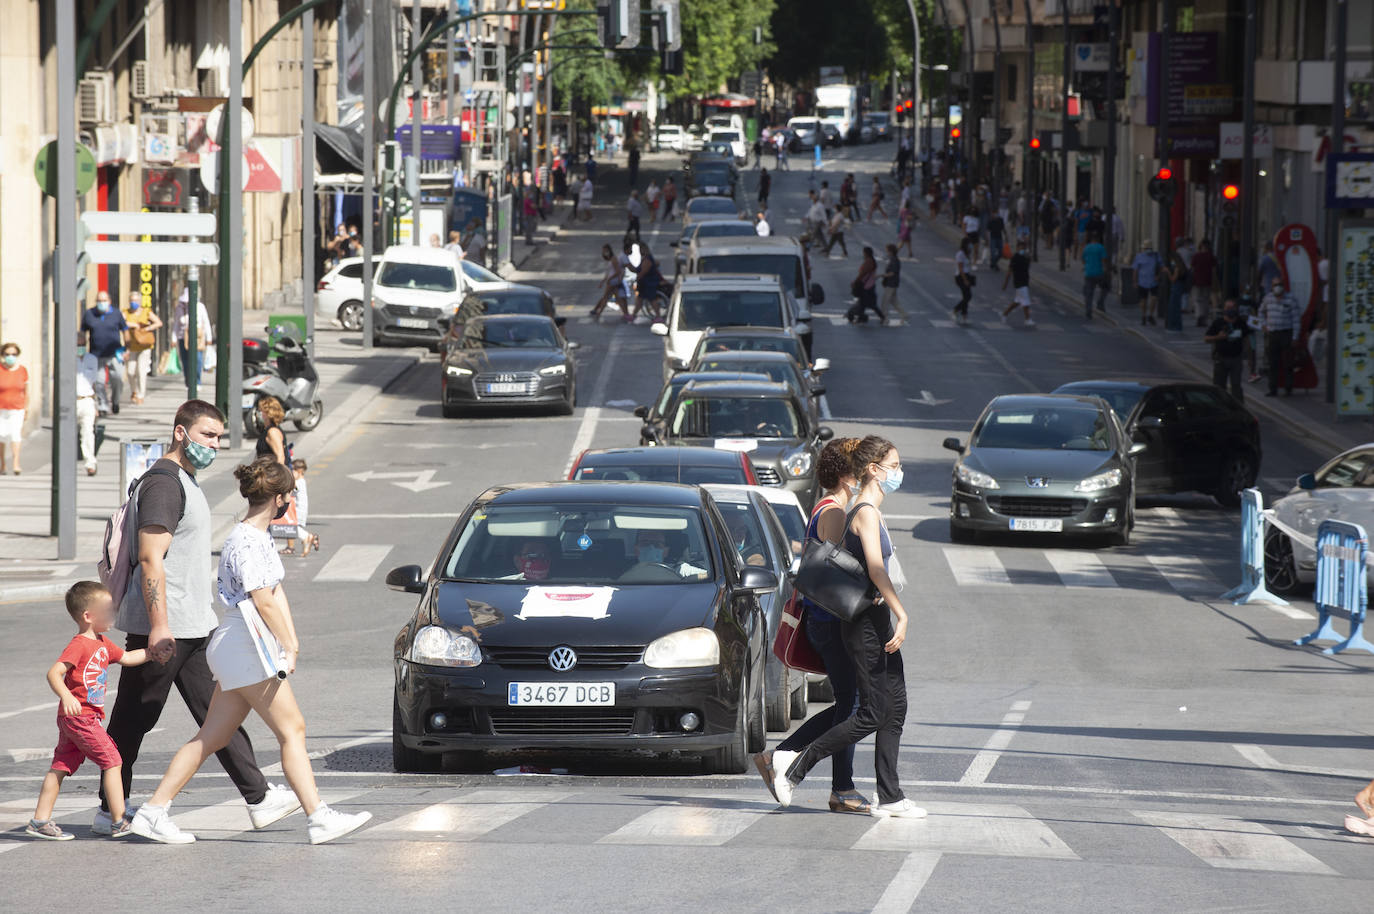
[714,438,759,453]
[517,586,616,621]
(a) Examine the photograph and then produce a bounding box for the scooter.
[241,324,324,436]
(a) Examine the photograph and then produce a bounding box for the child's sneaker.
[109,815,134,838]
[130,804,195,844]
[92,806,113,836]
[26,818,74,841]
[306,804,373,845]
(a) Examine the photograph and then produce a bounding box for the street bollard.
[1295,519,1374,655]
[1220,488,1288,605]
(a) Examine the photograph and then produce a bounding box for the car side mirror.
[815,426,834,441]
[811,357,830,373]
[809,283,825,305]
[810,385,826,397]
[1128,441,1147,456]
[555,316,567,328]
[385,564,425,594]
[650,323,668,337]
[1298,472,1317,490]
[633,405,649,418]
[1137,415,1164,430]
[942,437,964,452]
[738,566,778,593]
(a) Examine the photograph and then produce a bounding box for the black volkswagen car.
[687,349,825,427]
[388,482,775,774]
[441,315,578,417]
[569,445,758,486]
[636,371,772,446]
[1052,380,1261,506]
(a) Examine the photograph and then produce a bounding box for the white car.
[651,273,804,381]
[655,124,686,152]
[369,245,510,349]
[322,254,504,333]
[1265,443,1374,594]
[708,128,748,165]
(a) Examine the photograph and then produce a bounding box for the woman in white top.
[953,237,974,325]
[578,176,595,222]
[130,456,371,846]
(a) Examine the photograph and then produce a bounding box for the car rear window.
[677,291,784,330]
[573,462,748,486]
[694,359,792,387]
[377,262,457,293]
[687,198,739,216]
[695,223,757,240]
[698,335,805,363]
[697,254,804,297]
[339,263,363,279]
[973,407,1111,451]
[1056,385,1145,419]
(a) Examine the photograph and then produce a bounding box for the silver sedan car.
[1265,443,1374,594]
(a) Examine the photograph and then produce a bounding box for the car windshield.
[687,198,739,217]
[444,504,712,584]
[691,167,734,184]
[1057,385,1145,419]
[377,261,457,292]
[461,320,558,349]
[870,114,889,125]
[670,396,801,439]
[972,407,1112,450]
[697,254,804,297]
[699,335,805,363]
[791,121,818,131]
[573,462,749,486]
[1317,450,1374,487]
[460,260,501,283]
[712,131,740,142]
[696,223,756,240]
[677,291,784,330]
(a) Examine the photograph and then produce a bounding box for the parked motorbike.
[241,324,324,436]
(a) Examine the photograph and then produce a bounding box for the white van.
[655,123,686,152]
[707,128,748,165]
[705,113,745,134]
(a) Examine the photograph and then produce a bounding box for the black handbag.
[794,507,874,622]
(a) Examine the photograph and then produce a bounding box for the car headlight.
[955,464,1000,489]
[445,365,473,377]
[643,627,719,668]
[782,449,813,478]
[407,625,481,667]
[1075,468,1124,492]
[538,363,566,377]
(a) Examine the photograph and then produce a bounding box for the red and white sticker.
[517,586,617,621]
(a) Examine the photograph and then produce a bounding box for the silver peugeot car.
[944,394,1145,546]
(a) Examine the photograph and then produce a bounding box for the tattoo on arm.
[143,575,161,616]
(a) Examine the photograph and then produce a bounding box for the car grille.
[488,708,636,737]
[474,371,540,397]
[382,304,443,320]
[986,496,1088,518]
[483,646,644,670]
[752,465,783,485]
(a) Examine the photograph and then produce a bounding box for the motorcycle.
[241,324,324,436]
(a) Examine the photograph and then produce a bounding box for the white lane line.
[929,319,957,328]
[0,702,58,721]
[1044,550,1118,588]
[977,321,1011,331]
[1232,744,1369,780]
[854,800,1077,860]
[958,700,1032,786]
[941,547,1012,587]
[368,789,572,839]
[0,796,99,834]
[1146,554,1221,595]
[313,544,393,583]
[1150,507,1187,528]
[1132,810,1337,875]
[562,327,626,477]
[871,852,942,913]
[170,789,363,840]
[598,793,773,846]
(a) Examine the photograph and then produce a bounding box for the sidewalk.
[0,331,421,602]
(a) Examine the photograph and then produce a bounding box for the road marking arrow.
[346,469,449,493]
[908,390,952,407]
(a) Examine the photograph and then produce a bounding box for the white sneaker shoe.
[1024,318,1036,327]
[92,806,113,836]
[1344,814,1374,837]
[131,804,195,844]
[248,783,302,829]
[771,749,799,808]
[307,804,373,845]
[871,798,928,819]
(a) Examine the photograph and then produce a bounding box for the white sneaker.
[248,783,302,829]
[130,804,195,844]
[871,798,928,819]
[92,806,113,836]
[771,749,799,808]
[1024,318,1036,327]
[307,804,373,845]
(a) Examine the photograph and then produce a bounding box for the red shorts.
[50,713,121,775]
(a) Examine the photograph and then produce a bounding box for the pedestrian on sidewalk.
[1039,191,1058,250]
[896,201,916,259]
[660,177,678,221]
[1204,300,1249,402]
[81,291,127,415]
[753,136,763,168]
[625,190,644,241]
[463,219,487,266]
[845,248,882,324]
[753,438,870,815]
[129,455,372,846]
[552,157,568,208]
[1165,246,1189,332]
[173,290,211,396]
[99,400,299,838]
[577,174,595,222]
[122,292,162,406]
[880,244,907,325]
[444,230,463,256]
[953,237,975,325]
[255,397,291,469]
[1081,231,1108,319]
[765,436,921,819]
[77,348,102,476]
[0,341,28,475]
[867,177,888,222]
[627,142,640,188]
[758,167,771,208]
[523,193,539,245]
[1258,240,1282,292]
[1001,242,1035,327]
[26,582,150,841]
[1131,240,1163,326]
[1259,279,1299,397]
[1190,239,1218,326]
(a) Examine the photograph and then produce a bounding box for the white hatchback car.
[322,255,505,333]
[370,245,510,348]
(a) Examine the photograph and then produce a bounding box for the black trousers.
[1266,329,1294,394]
[786,604,907,805]
[954,276,973,316]
[100,634,268,811]
[1212,355,1244,402]
[776,612,860,792]
[846,287,884,323]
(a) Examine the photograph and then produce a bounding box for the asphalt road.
[2,144,1372,912]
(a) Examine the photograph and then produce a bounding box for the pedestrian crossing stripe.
[1132,811,1338,875]
[598,793,773,846]
[368,789,574,840]
[853,801,1078,860]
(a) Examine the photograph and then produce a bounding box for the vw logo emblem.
[408,306,418,316]
[548,646,577,672]
[1026,476,1050,488]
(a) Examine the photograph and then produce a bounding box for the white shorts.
[1013,286,1031,307]
[0,409,22,443]
[207,607,278,691]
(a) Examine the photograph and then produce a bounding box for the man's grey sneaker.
[26,819,74,841]
[130,804,195,844]
[306,805,373,845]
[109,816,134,838]
[248,783,302,829]
[870,798,928,819]
[771,749,799,808]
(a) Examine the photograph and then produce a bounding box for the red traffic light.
[951,127,961,139]
[1157,167,1173,181]
[1029,136,1041,149]
[1222,184,1240,200]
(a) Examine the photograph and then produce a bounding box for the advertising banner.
[1335,222,1374,416]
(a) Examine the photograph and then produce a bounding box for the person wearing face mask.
[632,529,707,579]
[1258,279,1299,397]
[98,400,299,837]
[76,344,104,475]
[0,342,29,474]
[767,435,921,819]
[80,292,128,415]
[121,291,162,405]
[1204,300,1250,402]
[510,539,553,581]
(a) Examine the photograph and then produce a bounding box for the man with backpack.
[94,399,298,834]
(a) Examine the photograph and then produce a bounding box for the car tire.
[1214,451,1257,507]
[337,300,364,331]
[949,522,979,544]
[807,676,833,704]
[747,656,767,753]
[441,401,463,419]
[766,660,790,731]
[392,697,441,773]
[704,669,752,774]
[1108,502,1134,547]
[1264,527,1304,595]
[788,668,809,719]
[557,382,575,416]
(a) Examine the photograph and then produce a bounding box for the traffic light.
[598,0,639,49]
[1222,184,1239,201]
[1220,183,1240,229]
[1028,136,1041,149]
[950,127,961,140]
[1147,167,1177,205]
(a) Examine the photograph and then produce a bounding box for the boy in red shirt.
[27,581,148,840]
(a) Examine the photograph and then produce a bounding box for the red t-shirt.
[57,634,124,719]
[0,365,27,411]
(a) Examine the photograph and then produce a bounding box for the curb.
[0,580,81,604]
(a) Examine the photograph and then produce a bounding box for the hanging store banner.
[1335,221,1374,416]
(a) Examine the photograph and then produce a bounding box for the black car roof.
[1054,380,1153,394]
[477,480,705,509]
[464,313,556,324]
[578,446,745,468]
[679,379,796,398]
[694,350,796,364]
[988,393,1107,410]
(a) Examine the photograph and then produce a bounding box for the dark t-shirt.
[1009,253,1031,288]
[1206,317,1249,359]
[136,458,188,535]
[80,308,128,358]
[1191,250,1216,287]
[882,256,901,287]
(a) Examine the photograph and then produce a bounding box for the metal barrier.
[1294,519,1374,655]
[1221,488,1289,606]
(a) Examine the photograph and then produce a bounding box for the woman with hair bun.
[130,456,371,846]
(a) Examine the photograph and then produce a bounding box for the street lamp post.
[903,0,921,162]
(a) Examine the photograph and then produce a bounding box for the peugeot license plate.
[486,382,525,394]
[395,317,430,329]
[507,682,615,706]
[1009,518,1063,532]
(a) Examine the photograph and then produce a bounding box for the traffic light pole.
[1059,0,1070,272]
[1325,0,1347,406]
[1240,0,1257,297]
[53,0,77,557]
[1103,0,1119,264]
[1158,0,1174,266]
[1023,0,1038,261]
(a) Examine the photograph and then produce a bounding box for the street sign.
[83,240,220,265]
[80,211,218,236]
[34,141,97,196]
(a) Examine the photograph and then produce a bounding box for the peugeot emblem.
[548,646,578,672]
[1026,476,1050,488]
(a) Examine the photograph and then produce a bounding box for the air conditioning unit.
[77,71,115,124]
[131,60,150,99]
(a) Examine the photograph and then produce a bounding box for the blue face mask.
[96,300,111,313]
[879,466,903,494]
[638,545,666,564]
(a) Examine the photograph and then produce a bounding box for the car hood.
[374,286,460,309]
[966,448,1117,481]
[450,348,563,372]
[429,580,722,646]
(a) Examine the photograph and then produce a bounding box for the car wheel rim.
[339,303,363,330]
[1264,532,1297,590]
[1226,456,1254,492]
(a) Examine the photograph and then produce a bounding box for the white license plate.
[486,382,525,394]
[1009,518,1063,532]
[241,394,256,408]
[507,682,615,706]
[394,317,430,329]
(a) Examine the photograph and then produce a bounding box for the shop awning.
[314,122,365,174]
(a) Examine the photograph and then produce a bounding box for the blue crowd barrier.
[1294,519,1374,655]
[1221,488,1289,606]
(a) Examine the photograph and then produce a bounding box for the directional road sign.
[83,241,220,266]
[79,211,218,237]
